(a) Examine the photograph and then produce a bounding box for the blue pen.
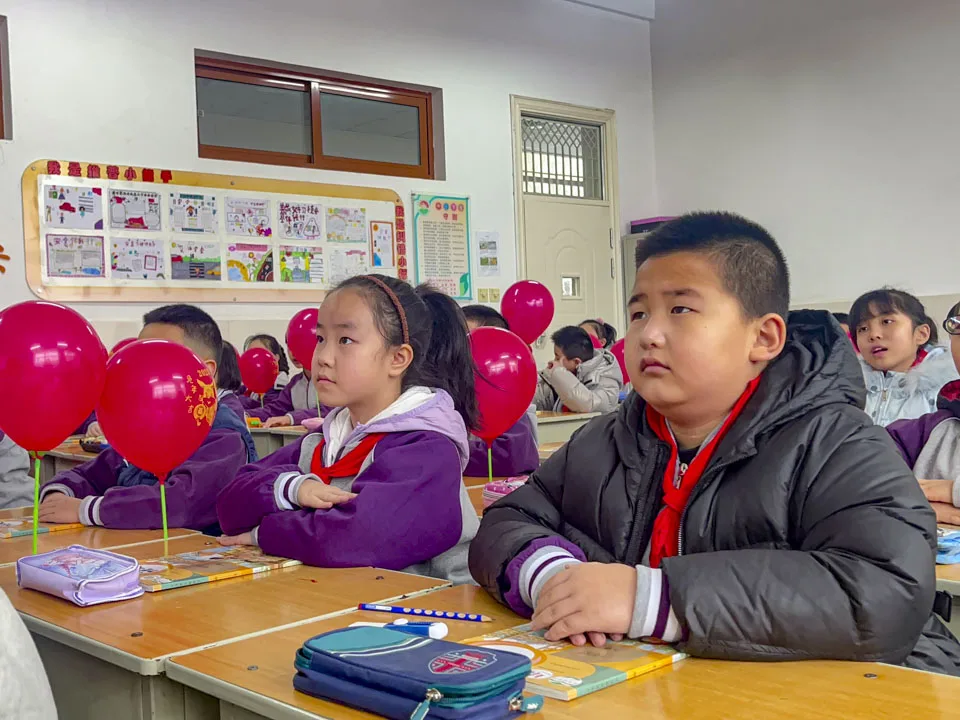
[358,603,493,623]
[350,620,449,639]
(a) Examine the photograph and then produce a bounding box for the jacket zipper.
[676,456,747,557]
[625,444,668,565]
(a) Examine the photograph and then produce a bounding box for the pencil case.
[482,477,527,509]
[293,626,543,719]
[17,545,144,606]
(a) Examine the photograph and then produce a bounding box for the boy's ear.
[205,359,218,383]
[388,344,414,379]
[749,313,787,364]
[914,323,931,347]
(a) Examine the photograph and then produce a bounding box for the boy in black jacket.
[469,211,960,674]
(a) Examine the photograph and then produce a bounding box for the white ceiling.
[558,0,655,20]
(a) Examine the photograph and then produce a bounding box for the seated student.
[246,364,324,428]
[850,288,959,425]
[239,334,291,409]
[217,275,480,584]
[38,305,258,531]
[217,341,247,421]
[534,326,622,414]
[888,300,960,525]
[0,432,32,510]
[579,319,617,350]
[469,212,960,675]
[0,589,56,719]
[462,305,539,477]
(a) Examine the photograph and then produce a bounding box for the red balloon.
[110,338,137,356]
[97,340,216,479]
[287,308,319,370]
[501,281,555,345]
[470,327,538,444]
[589,334,604,349]
[610,339,628,382]
[239,348,279,395]
[0,301,107,451]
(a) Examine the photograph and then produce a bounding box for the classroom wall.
[651,0,960,310]
[0,0,657,348]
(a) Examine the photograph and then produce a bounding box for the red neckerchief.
[310,433,387,484]
[940,379,960,403]
[645,376,762,568]
[912,347,929,368]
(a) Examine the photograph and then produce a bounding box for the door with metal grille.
[515,107,619,367]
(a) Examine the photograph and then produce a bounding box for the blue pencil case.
[293,626,542,719]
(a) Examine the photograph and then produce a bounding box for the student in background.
[462,305,539,478]
[850,288,958,425]
[832,312,850,337]
[217,275,480,584]
[0,588,56,719]
[38,305,258,532]
[535,326,622,414]
[888,300,960,525]
[217,341,247,421]
[245,336,323,427]
[579,319,617,349]
[470,212,960,675]
[240,334,290,409]
[0,432,32,510]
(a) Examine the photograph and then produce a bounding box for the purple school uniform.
[239,387,281,410]
[217,390,247,422]
[40,413,249,531]
[73,411,96,436]
[465,406,539,477]
[217,389,479,584]
[245,374,320,424]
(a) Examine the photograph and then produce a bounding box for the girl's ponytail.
[416,286,479,431]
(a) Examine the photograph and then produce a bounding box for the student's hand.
[920,479,954,505]
[219,532,254,546]
[38,494,82,523]
[531,562,635,644]
[296,479,357,509]
[85,421,102,438]
[264,416,293,428]
[930,502,960,527]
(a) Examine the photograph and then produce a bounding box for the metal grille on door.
[520,116,603,199]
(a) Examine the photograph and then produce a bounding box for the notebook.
[138,544,301,592]
[936,527,960,564]
[464,624,686,701]
[0,518,83,539]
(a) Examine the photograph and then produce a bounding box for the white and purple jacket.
[217,387,480,584]
[245,372,324,425]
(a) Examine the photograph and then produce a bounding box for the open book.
[0,519,83,539]
[464,624,686,701]
[138,545,301,592]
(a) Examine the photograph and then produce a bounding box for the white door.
[513,103,621,366]
[522,198,615,365]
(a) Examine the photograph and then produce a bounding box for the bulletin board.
[21,160,409,303]
[412,193,472,300]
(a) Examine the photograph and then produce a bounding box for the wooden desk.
[166,585,960,720]
[4,532,449,720]
[274,427,308,446]
[0,524,197,567]
[464,475,498,488]
[40,438,98,484]
[468,485,484,516]
[539,441,564,461]
[536,411,600,444]
[249,428,283,459]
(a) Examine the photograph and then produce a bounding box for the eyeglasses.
[944,315,960,336]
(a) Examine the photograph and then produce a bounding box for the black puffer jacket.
[470,311,960,674]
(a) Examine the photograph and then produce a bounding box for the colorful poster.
[109,189,162,231]
[412,194,471,299]
[278,202,323,241]
[43,184,104,230]
[370,221,395,268]
[330,247,368,284]
[170,192,218,234]
[476,231,500,277]
[225,197,272,237]
[226,243,273,282]
[170,240,221,281]
[45,234,105,278]
[326,207,366,243]
[111,237,165,280]
[279,246,325,285]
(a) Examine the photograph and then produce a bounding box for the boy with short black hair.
[461,305,539,477]
[470,211,960,675]
[534,326,622,413]
[39,304,258,532]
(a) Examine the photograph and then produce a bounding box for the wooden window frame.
[196,57,434,179]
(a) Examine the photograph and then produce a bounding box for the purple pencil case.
[17,544,144,607]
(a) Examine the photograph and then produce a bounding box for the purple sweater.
[41,428,248,530]
[888,380,960,471]
[217,389,479,581]
[245,374,320,425]
[465,409,539,477]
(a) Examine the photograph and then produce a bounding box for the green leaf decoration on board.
[459,273,470,298]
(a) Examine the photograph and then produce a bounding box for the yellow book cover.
[138,545,301,592]
[464,624,686,701]
[0,519,83,539]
